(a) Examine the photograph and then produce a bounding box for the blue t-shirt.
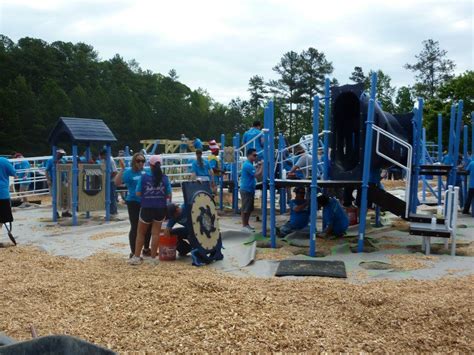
[136,171,172,197]
[191,159,211,178]
[0,158,16,199]
[14,160,31,184]
[167,204,188,229]
[242,127,263,154]
[240,160,256,193]
[289,199,310,229]
[193,139,203,150]
[322,197,349,235]
[122,168,145,203]
[466,160,474,189]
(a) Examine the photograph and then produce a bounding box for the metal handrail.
[373,124,412,218]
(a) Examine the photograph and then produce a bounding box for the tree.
[248,75,266,120]
[395,86,414,114]
[168,69,179,81]
[404,39,455,100]
[349,66,366,85]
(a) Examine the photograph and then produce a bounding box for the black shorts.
[139,207,166,224]
[0,199,13,224]
[241,191,255,213]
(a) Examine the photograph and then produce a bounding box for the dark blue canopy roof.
[48,117,117,145]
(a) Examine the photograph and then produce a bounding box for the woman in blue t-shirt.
[129,155,171,265]
[115,153,151,258]
[191,149,213,183]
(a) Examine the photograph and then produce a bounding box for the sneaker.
[62,211,72,218]
[144,257,159,265]
[127,255,143,265]
[241,225,255,233]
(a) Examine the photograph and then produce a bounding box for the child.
[277,186,310,237]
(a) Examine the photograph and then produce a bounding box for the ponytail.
[197,155,204,168]
[152,163,163,187]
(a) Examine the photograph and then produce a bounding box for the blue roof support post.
[447,104,456,167]
[261,107,269,237]
[471,112,474,157]
[269,101,277,248]
[450,101,464,187]
[85,144,91,219]
[125,146,130,167]
[437,113,442,205]
[233,135,240,214]
[309,96,320,257]
[410,99,424,214]
[219,133,225,211]
[72,144,78,226]
[105,144,111,222]
[422,128,427,202]
[278,133,286,214]
[51,145,58,222]
[463,125,468,163]
[323,78,330,181]
[357,72,377,253]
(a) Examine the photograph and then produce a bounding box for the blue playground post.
[262,107,269,236]
[51,145,58,222]
[323,78,330,180]
[450,101,464,187]
[232,134,240,214]
[471,112,474,157]
[85,144,91,219]
[447,104,456,166]
[219,133,225,211]
[105,144,111,222]
[357,72,377,253]
[437,113,442,205]
[72,145,78,226]
[278,133,286,214]
[124,146,130,167]
[410,99,424,214]
[309,96,320,257]
[463,125,468,200]
[269,101,277,248]
[422,128,427,202]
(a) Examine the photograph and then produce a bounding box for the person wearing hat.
[276,186,310,237]
[12,153,31,202]
[207,140,222,192]
[0,156,16,243]
[45,148,72,218]
[288,145,312,180]
[99,149,118,215]
[165,203,192,256]
[192,137,203,151]
[129,155,172,265]
[317,193,349,238]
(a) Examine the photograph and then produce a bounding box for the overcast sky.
[1,0,472,103]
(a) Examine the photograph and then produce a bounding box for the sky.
[1,0,472,104]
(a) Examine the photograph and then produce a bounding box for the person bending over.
[317,193,349,238]
[277,186,310,237]
[166,203,192,256]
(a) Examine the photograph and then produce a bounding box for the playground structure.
[5,75,474,257]
[48,117,117,226]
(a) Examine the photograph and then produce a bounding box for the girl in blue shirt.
[115,153,151,258]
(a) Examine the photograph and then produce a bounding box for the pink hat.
[208,139,219,151]
[149,155,161,165]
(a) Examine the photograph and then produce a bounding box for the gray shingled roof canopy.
[48,117,117,145]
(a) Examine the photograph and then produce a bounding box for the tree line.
[0,35,472,156]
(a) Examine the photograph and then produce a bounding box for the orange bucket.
[158,234,177,261]
[345,206,359,226]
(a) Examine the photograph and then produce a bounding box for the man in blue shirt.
[45,148,72,218]
[166,203,192,256]
[462,157,474,215]
[242,121,264,159]
[317,193,349,238]
[0,157,16,241]
[240,148,263,232]
[277,186,310,237]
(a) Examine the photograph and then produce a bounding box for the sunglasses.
[136,159,145,163]
[251,154,257,157]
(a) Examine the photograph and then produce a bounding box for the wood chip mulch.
[0,246,473,353]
